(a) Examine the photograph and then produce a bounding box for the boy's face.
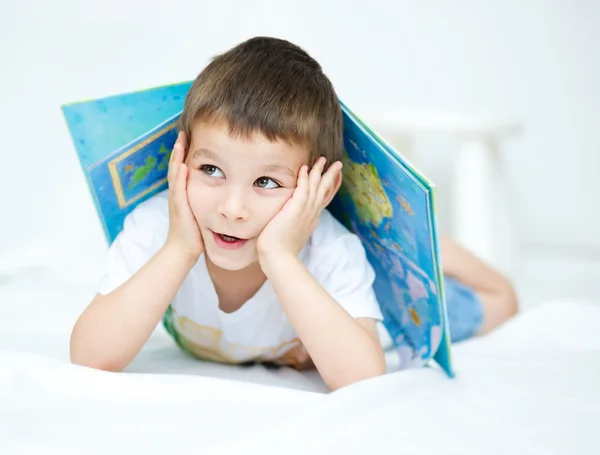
[185,119,310,271]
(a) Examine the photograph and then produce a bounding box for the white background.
[0,0,598,304]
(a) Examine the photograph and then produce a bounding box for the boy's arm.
[440,234,518,334]
[71,132,203,372]
[256,158,385,390]
[262,254,386,391]
[70,245,196,372]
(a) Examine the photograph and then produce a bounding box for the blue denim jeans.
[444,276,484,343]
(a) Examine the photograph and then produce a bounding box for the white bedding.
[1,276,600,455]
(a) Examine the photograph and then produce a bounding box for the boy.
[71,37,518,389]
[70,37,387,391]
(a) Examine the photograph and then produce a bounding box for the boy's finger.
[297,165,309,189]
[179,163,188,188]
[170,133,181,163]
[307,157,326,205]
[168,134,184,183]
[180,131,188,153]
[176,131,188,159]
[294,165,310,206]
[168,150,179,187]
[308,157,326,188]
[315,161,342,206]
[174,163,188,210]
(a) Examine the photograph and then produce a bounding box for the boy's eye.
[255,177,280,189]
[200,165,224,178]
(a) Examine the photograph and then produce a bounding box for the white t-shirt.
[97,190,382,368]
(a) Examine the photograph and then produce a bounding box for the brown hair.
[179,37,343,168]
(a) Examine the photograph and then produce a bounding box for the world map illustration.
[328,121,444,370]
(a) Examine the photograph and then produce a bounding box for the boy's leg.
[440,234,519,342]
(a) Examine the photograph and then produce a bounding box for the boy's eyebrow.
[262,163,295,177]
[192,148,219,160]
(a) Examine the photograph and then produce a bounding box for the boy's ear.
[322,166,343,208]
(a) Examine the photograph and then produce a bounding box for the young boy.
[70,37,387,391]
[71,37,518,389]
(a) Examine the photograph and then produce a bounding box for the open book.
[61,81,454,377]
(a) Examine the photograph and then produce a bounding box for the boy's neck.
[204,256,267,313]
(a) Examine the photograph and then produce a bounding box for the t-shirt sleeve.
[96,197,168,296]
[313,233,383,322]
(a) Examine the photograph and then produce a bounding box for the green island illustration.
[124,143,171,190]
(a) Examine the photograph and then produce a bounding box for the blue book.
[61,82,454,377]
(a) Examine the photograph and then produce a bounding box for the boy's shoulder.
[119,190,169,243]
[307,209,366,261]
[311,209,352,243]
[129,189,169,215]
[304,210,377,307]
[98,191,170,295]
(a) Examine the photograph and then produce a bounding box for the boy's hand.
[164,131,204,260]
[257,157,342,267]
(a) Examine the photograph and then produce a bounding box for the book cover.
[61,83,454,377]
[329,103,453,377]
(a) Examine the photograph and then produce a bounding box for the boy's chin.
[205,249,258,272]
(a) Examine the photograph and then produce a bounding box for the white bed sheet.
[1,274,599,454]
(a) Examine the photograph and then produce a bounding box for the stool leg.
[450,137,515,276]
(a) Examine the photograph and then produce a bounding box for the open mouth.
[219,233,242,242]
[211,231,249,250]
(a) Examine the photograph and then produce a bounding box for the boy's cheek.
[260,193,293,225]
[186,183,210,221]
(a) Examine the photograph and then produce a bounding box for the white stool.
[361,109,521,277]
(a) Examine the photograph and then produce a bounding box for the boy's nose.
[218,188,250,221]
